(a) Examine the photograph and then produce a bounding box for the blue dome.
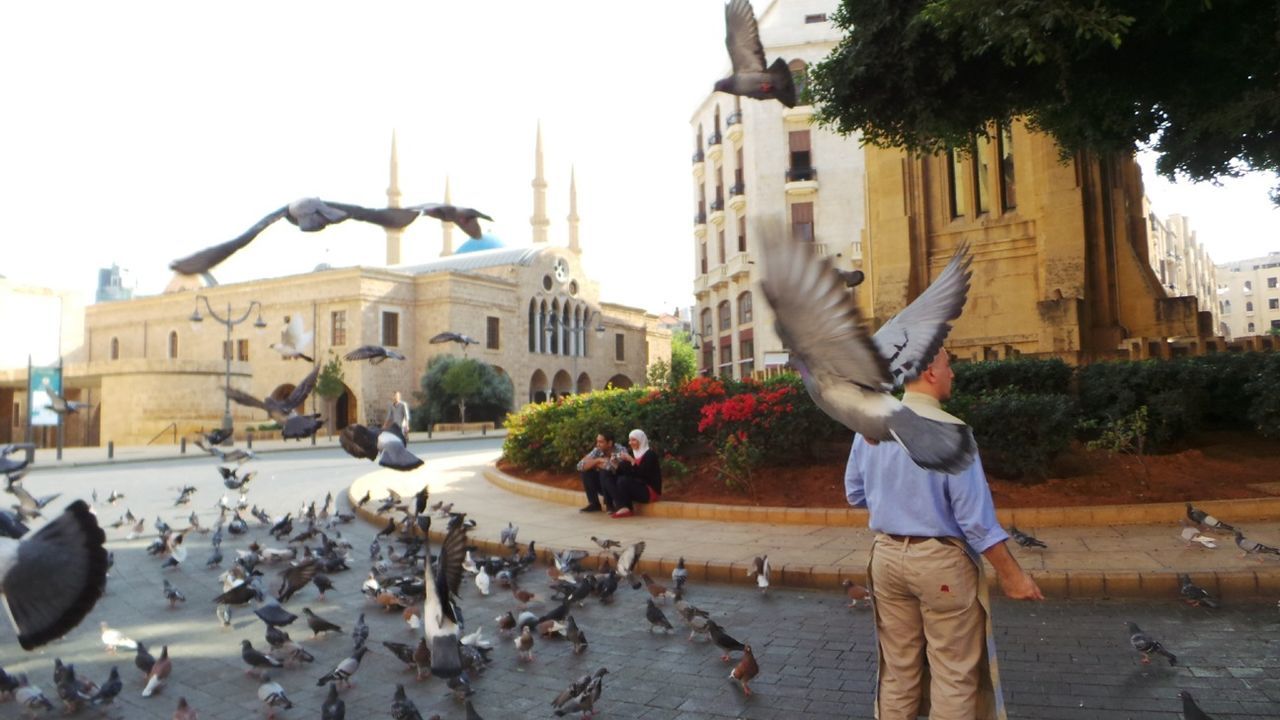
[455,234,505,254]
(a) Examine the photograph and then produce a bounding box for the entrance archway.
[576,372,592,394]
[551,370,573,400]
[529,369,549,404]
[606,374,633,389]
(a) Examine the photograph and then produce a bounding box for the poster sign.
[28,366,61,427]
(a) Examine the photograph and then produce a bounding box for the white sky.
[1,1,1277,316]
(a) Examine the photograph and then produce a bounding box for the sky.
[1,1,1278,316]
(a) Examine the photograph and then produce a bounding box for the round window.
[542,275,553,291]
[568,281,579,296]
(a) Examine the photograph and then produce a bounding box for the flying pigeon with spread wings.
[270,315,314,362]
[223,367,321,439]
[405,203,493,240]
[760,232,976,474]
[713,0,797,107]
[169,198,421,277]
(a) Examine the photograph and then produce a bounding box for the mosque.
[1,127,671,447]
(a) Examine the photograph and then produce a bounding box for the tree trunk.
[458,399,467,424]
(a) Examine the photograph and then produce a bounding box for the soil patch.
[498,432,1280,508]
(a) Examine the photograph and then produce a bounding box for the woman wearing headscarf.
[602,429,662,518]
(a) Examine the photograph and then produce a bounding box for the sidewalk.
[13,428,508,470]
[348,446,1280,600]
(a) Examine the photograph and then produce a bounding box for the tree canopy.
[646,331,698,388]
[808,0,1280,196]
[412,355,513,429]
[314,353,346,400]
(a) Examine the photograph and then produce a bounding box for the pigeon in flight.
[339,424,423,471]
[429,331,480,347]
[423,522,469,678]
[714,0,797,107]
[269,315,314,362]
[169,198,421,277]
[342,345,406,364]
[0,500,108,650]
[761,234,977,474]
[224,366,320,434]
[405,203,493,240]
[0,443,34,477]
[40,385,87,416]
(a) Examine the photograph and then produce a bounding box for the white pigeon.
[269,314,314,362]
[1180,527,1217,549]
[460,625,492,649]
[462,550,479,575]
[748,555,771,591]
[475,566,491,596]
[100,622,137,653]
[257,674,293,717]
[760,233,977,474]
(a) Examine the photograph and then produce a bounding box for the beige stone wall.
[1216,253,1280,339]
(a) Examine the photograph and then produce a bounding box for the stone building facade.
[1143,207,1219,330]
[1216,252,1280,339]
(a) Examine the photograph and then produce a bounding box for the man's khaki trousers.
[870,534,985,720]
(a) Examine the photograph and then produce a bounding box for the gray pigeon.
[342,345,406,364]
[1178,690,1215,720]
[429,331,480,347]
[1234,530,1280,560]
[40,386,87,416]
[170,198,421,276]
[1126,621,1177,665]
[1177,573,1218,608]
[253,599,298,627]
[339,424,424,471]
[405,203,493,240]
[645,598,673,633]
[761,233,977,474]
[224,367,319,425]
[0,500,108,649]
[0,443,35,476]
[1009,526,1048,549]
[713,0,797,107]
[321,682,345,720]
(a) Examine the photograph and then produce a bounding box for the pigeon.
[269,314,314,362]
[241,639,283,674]
[761,235,977,473]
[343,345,406,364]
[277,562,318,603]
[1179,526,1217,549]
[5,478,61,519]
[223,366,319,425]
[672,557,688,591]
[134,641,156,677]
[475,565,492,596]
[254,599,298,627]
[1178,690,1216,720]
[170,197,421,276]
[615,541,645,590]
[16,674,54,712]
[641,573,673,603]
[0,509,29,539]
[352,612,369,649]
[1177,574,1219,608]
[173,486,197,507]
[216,603,232,627]
[0,500,109,649]
[303,608,342,636]
[339,424,423,470]
[842,579,871,608]
[313,574,335,599]
[714,0,798,107]
[645,598,673,633]
[500,522,519,549]
[748,555,770,592]
[1126,621,1177,665]
[1186,503,1235,532]
[391,683,424,720]
[321,682,345,720]
[566,614,588,654]
[206,546,224,568]
[256,673,293,719]
[423,521,468,678]
[730,643,759,695]
[0,444,35,476]
[515,625,536,661]
[40,385,88,416]
[218,466,255,491]
[1009,526,1048,549]
[407,203,493,239]
[161,535,188,569]
[195,439,255,465]
[428,331,480,347]
[142,645,171,697]
[264,624,291,650]
[708,619,746,661]
[1234,530,1280,561]
[591,535,620,551]
[90,667,122,706]
[100,622,137,653]
[316,646,368,689]
[173,696,198,720]
[162,579,186,607]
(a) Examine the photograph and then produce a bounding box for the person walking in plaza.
[602,429,662,518]
[844,349,1042,720]
[384,391,410,436]
[575,431,627,513]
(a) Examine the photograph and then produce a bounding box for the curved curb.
[348,472,1280,600]
[485,464,1280,529]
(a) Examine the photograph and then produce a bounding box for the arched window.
[701,308,713,339]
[1246,301,1254,312]
[539,300,549,353]
[788,59,808,101]
[1248,322,1256,333]
[528,299,538,352]
[168,331,178,359]
[717,300,732,331]
[737,292,753,324]
[549,299,560,355]
[110,337,119,360]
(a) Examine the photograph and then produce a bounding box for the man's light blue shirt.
[845,434,1009,554]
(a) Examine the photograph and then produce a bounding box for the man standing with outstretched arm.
[385,391,410,436]
[845,349,1043,720]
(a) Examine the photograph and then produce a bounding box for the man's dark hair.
[598,430,615,444]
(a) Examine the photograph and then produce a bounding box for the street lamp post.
[189,295,268,434]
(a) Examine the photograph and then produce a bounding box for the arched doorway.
[576,372,592,394]
[551,370,573,400]
[529,369,549,404]
[328,383,356,431]
[607,374,633,389]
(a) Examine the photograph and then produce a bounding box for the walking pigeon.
[714,0,797,107]
[1178,690,1216,720]
[1186,503,1235,532]
[1177,574,1218,608]
[1126,621,1177,665]
[1009,526,1048,549]
[729,644,759,695]
[761,233,977,473]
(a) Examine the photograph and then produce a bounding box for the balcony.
[726,252,753,281]
[726,111,743,143]
[707,132,724,162]
[694,211,708,238]
[784,166,819,196]
[782,104,816,125]
[806,242,830,256]
[728,182,746,211]
[691,150,705,179]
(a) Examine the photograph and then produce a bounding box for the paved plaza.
[1,440,1277,718]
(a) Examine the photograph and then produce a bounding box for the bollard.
[427,427,432,439]
[311,433,316,446]
[107,440,114,459]
[247,431,253,450]
[180,437,187,454]
[482,425,487,436]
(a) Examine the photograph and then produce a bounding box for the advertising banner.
[28,365,61,427]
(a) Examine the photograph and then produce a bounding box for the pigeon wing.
[279,366,320,413]
[324,201,418,229]
[759,233,892,391]
[871,243,973,386]
[429,332,462,345]
[439,523,469,603]
[170,206,288,275]
[342,345,383,361]
[725,0,767,73]
[339,425,379,461]
[224,386,269,412]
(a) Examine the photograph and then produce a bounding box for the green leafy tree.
[412,355,513,430]
[314,353,345,400]
[441,360,484,424]
[809,0,1280,196]
[645,331,698,389]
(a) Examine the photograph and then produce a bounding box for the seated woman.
[602,429,662,518]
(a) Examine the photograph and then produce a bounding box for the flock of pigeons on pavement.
[0,2,1274,719]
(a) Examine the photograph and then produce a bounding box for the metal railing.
[786,166,818,182]
[147,422,178,446]
[726,111,742,126]
[692,150,705,164]
[729,182,746,196]
[708,132,723,146]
